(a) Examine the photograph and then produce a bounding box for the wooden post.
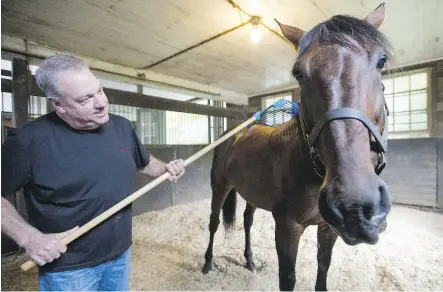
[11,58,30,223]
[12,58,30,127]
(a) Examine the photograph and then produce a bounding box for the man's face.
[54,68,109,130]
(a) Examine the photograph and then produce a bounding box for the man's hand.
[22,226,79,266]
[165,159,185,182]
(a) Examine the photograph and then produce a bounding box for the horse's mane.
[296,15,393,72]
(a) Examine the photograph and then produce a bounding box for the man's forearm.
[140,156,167,177]
[1,197,39,247]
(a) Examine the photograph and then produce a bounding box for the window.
[262,94,292,109]
[165,110,209,145]
[383,69,430,138]
[209,100,227,142]
[28,96,48,120]
[1,92,12,113]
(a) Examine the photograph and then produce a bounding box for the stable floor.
[2,197,443,291]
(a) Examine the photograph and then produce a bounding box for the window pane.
[281,95,292,101]
[410,73,427,90]
[410,92,427,111]
[410,123,427,131]
[394,113,410,126]
[411,112,427,124]
[265,97,274,108]
[383,78,394,94]
[394,93,409,112]
[1,59,12,71]
[40,97,47,114]
[2,92,12,112]
[394,76,409,92]
[388,124,394,132]
[394,123,409,131]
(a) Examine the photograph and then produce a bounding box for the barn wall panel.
[380,138,438,207]
[132,138,443,217]
[437,139,443,209]
[131,145,213,216]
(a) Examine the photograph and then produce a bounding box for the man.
[1,54,185,291]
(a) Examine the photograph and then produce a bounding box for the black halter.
[298,102,389,178]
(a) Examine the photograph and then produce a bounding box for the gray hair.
[35,54,89,98]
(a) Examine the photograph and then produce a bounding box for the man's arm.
[1,196,39,247]
[139,155,185,182]
[1,133,78,266]
[1,198,78,265]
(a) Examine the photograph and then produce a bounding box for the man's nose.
[94,94,108,108]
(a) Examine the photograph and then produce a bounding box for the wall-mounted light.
[250,15,261,44]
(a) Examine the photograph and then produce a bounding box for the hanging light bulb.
[250,16,261,44]
[250,25,261,44]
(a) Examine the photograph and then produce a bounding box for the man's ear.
[47,97,66,113]
[363,2,385,28]
[275,19,305,48]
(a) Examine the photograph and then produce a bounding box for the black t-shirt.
[1,112,150,273]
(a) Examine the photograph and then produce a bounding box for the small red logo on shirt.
[121,146,125,153]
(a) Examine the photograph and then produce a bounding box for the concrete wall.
[131,145,214,216]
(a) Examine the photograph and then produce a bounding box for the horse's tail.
[222,188,237,232]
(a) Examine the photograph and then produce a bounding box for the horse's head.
[277,3,392,245]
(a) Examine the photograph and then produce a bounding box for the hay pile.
[2,197,443,291]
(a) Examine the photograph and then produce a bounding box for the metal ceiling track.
[140,0,292,70]
[141,19,252,69]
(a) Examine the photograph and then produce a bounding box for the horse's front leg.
[315,222,338,291]
[244,203,257,271]
[273,213,306,291]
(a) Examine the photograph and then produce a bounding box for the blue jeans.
[39,247,131,291]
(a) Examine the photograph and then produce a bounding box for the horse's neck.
[269,117,316,174]
[270,118,307,156]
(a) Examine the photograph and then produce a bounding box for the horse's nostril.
[378,183,391,213]
[320,188,344,223]
[363,203,374,220]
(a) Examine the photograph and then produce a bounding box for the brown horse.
[201,3,393,291]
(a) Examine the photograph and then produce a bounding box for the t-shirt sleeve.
[130,125,150,168]
[1,130,31,195]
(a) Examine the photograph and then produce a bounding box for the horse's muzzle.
[318,177,391,245]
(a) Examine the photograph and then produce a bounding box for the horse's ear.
[275,19,304,48]
[363,2,385,28]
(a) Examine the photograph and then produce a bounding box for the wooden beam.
[105,87,247,119]
[1,77,247,119]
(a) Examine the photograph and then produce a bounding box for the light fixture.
[250,15,261,44]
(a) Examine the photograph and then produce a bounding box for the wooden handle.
[21,116,257,271]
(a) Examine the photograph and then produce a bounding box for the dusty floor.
[2,197,443,291]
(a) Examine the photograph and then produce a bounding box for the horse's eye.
[377,56,387,70]
[293,70,304,84]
